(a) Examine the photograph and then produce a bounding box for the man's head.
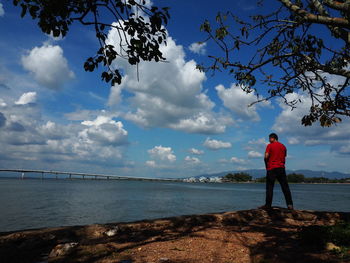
[269,133,278,143]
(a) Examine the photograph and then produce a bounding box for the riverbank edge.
[1,176,350,184]
[1,207,350,263]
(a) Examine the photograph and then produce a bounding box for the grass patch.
[299,222,350,260]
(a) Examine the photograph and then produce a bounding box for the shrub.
[299,222,350,248]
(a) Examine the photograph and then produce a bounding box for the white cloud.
[248,150,263,158]
[218,158,229,163]
[230,156,247,164]
[245,137,268,151]
[15,92,37,105]
[273,92,350,155]
[21,44,74,90]
[188,148,204,155]
[144,159,174,169]
[0,99,130,169]
[316,162,327,168]
[108,85,122,105]
[338,144,350,154]
[184,156,201,165]
[0,98,7,107]
[148,145,176,162]
[145,160,157,167]
[203,138,232,150]
[106,23,232,134]
[236,166,249,171]
[65,109,103,121]
[168,112,232,134]
[248,138,268,147]
[45,115,128,161]
[219,157,249,168]
[0,3,4,17]
[287,137,300,145]
[81,115,128,146]
[40,121,66,140]
[188,42,207,55]
[216,84,271,121]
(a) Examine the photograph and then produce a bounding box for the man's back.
[265,141,286,170]
[262,133,293,210]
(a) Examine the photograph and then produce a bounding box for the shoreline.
[1,176,350,185]
[1,208,349,263]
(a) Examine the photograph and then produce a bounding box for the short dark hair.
[269,133,278,140]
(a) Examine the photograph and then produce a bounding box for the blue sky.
[0,0,349,177]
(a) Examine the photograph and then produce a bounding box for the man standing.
[260,133,294,210]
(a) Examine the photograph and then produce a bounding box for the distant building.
[198,176,209,183]
[183,176,222,183]
[183,177,197,183]
[209,177,222,183]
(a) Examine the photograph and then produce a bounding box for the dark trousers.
[265,167,293,207]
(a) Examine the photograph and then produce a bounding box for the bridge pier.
[21,172,24,180]
[41,172,44,180]
[69,174,72,180]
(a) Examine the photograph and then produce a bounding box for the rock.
[299,213,317,221]
[284,218,297,225]
[48,242,78,258]
[159,258,170,262]
[87,224,108,238]
[105,226,119,237]
[42,233,56,241]
[284,212,294,219]
[326,242,341,252]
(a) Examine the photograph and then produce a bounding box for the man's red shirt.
[265,141,287,170]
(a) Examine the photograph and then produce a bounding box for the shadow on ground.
[0,208,349,263]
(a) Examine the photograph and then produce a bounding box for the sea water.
[0,178,349,232]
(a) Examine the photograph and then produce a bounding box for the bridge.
[0,169,182,182]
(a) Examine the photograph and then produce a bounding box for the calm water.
[0,178,349,232]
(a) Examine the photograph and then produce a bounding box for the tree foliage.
[287,172,305,182]
[255,176,267,182]
[13,0,170,86]
[256,173,350,183]
[198,0,350,127]
[222,172,252,182]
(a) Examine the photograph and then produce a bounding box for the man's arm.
[264,152,269,169]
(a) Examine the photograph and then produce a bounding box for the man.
[260,133,294,210]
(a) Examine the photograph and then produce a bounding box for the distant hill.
[194,169,350,179]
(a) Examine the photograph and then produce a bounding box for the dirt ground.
[0,208,349,263]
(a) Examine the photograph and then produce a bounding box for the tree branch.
[279,0,350,29]
[323,0,350,12]
[308,0,350,44]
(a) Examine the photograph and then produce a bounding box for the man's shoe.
[287,205,294,210]
[258,205,272,210]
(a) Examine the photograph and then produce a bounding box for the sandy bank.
[1,208,349,263]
